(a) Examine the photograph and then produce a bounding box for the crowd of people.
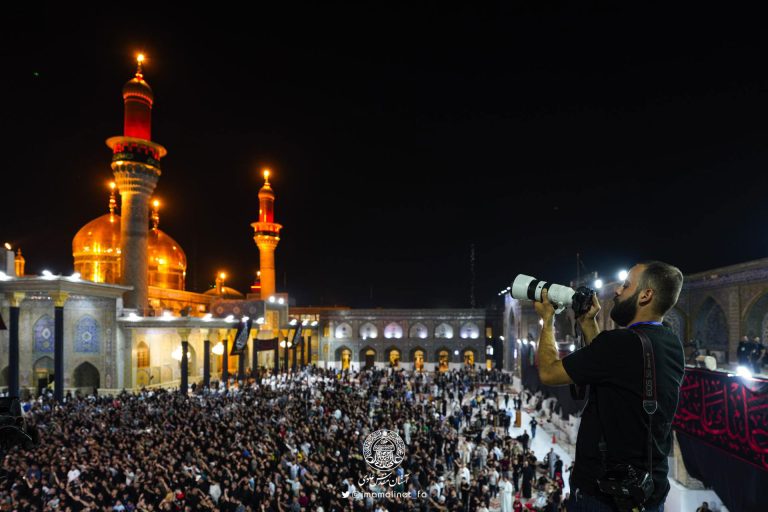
[1,367,570,512]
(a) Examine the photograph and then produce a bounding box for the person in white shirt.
[403,419,412,445]
[209,481,222,503]
[66,467,80,484]
[457,463,471,484]
[499,474,514,512]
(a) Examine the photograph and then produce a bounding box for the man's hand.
[577,293,601,346]
[534,289,556,327]
[577,293,601,323]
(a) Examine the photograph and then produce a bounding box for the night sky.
[2,5,766,308]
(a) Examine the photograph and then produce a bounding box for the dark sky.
[2,5,767,308]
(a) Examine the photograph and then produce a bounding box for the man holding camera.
[534,261,685,512]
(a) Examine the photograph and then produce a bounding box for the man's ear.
[638,288,654,307]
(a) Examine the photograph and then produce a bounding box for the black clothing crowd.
[1,367,567,512]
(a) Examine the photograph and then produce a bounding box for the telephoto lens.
[510,275,576,314]
[510,275,595,316]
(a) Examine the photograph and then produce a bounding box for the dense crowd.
[1,367,568,512]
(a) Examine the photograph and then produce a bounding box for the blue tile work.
[74,315,101,353]
[33,315,55,353]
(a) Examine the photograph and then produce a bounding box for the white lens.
[511,275,537,301]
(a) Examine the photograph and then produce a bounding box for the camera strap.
[632,327,657,479]
[596,327,657,478]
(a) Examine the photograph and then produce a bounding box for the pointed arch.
[384,346,401,367]
[137,341,150,368]
[435,346,452,372]
[459,322,480,339]
[435,323,454,339]
[73,362,100,390]
[664,307,686,341]
[335,322,352,339]
[743,291,768,342]
[384,322,404,339]
[360,322,378,339]
[694,297,728,349]
[409,322,428,339]
[335,345,354,370]
[360,345,377,368]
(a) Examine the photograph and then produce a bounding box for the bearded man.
[535,261,684,512]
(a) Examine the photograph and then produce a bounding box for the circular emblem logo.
[362,429,406,472]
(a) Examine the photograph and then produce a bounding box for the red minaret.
[122,54,153,140]
[106,54,167,312]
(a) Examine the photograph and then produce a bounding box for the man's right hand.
[577,293,601,324]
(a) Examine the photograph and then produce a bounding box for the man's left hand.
[534,289,555,327]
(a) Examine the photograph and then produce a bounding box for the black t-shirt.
[562,324,684,507]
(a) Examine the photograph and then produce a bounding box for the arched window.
[384,322,404,339]
[459,322,480,339]
[137,341,150,368]
[360,322,378,339]
[435,323,454,339]
[409,323,428,339]
[335,323,352,339]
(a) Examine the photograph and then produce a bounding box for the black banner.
[673,368,768,471]
[291,323,303,347]
[230,318,252,356]
[253,338,278,351]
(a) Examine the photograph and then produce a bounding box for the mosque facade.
[5,57,763,399]
[0,57,501,399]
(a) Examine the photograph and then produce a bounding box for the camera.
[511,275,595,316]
[597,463,654,512]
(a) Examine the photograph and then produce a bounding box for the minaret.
[14,248,25,277]
[106,54,167,312]
[251,170,282,299]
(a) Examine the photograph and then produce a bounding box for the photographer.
[534,261,684,512]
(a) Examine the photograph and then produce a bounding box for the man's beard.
[610,289,640,327]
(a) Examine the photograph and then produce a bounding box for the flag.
[230,317,252,356]
[291,323,303,347]
[254,338,279,351]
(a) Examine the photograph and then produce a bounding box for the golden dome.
[72,213,122,283]
[204,286,245,298]
[71,211,188,290]
[148,228,187,290]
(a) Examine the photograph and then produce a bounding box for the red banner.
[673,368,768,470]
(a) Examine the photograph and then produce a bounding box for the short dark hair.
[638,261,683,316]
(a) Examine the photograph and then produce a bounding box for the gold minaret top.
[252,169,283,299]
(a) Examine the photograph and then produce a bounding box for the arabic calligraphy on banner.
[673,368,768,470]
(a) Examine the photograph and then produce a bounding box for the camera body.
[597,463,654,512]
[511,275,595,316]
